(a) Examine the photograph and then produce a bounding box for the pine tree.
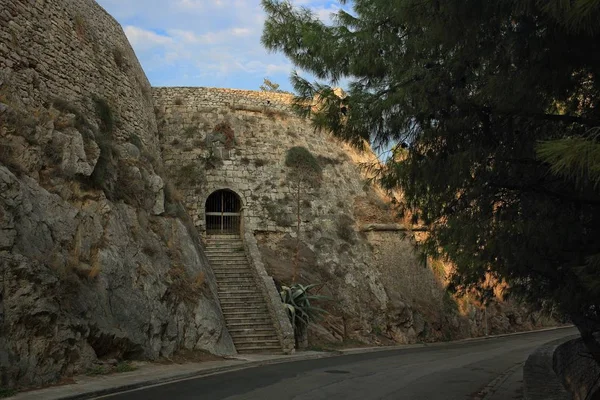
[262,0,600,360]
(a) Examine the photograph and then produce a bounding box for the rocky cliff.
[0,0,234,389]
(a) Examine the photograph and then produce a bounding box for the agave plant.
[280,283,328,331]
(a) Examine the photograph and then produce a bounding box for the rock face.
[154,87,556,346]
[0,0,234,389]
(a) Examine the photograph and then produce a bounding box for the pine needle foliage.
[262,0,600,361]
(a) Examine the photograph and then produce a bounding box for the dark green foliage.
[92,96,114,134]
[112,48,127,70]
[336,214,355,244]
[254,158,267,167]
[262,0,600,359]
[89,96,116,194]
[176,163,200,187]
[260,78,292,94]
[51,98,87,131]
[280,283,328,330]
[285,146,322,184]
[265,199,293,227]
[184,126,199,138]
[0,388,17,398]
[129,134,143,150]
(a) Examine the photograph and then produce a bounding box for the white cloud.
[97,0,348,89]
[124,26,173,49]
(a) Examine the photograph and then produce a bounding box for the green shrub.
[176,163,200,186]
[213,122,235,148]
[92,96,114,134]
[112,48,127,70]
[129,134,143,150]
[0,388,16,398]
[336,214,356,243]
[115,361,137,373]
[51,98,87,130]
[285,146,322,186]
[184,126,199,138]
[254,158,267,167]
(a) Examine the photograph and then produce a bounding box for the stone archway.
[205,189,242,235]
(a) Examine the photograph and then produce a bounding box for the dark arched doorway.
[205,190,242,235]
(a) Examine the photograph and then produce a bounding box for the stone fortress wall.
[0,0,159,154]
[154,87,549,344]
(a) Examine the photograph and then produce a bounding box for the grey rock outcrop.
[0,166,235,388]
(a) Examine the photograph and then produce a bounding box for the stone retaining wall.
[554,337,600,400]
[523,335,577,400]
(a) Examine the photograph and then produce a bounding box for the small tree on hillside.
[260,78,291,94]
[285,146,322,282]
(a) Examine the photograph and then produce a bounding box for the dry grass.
[166,266,206,305]
[74,14,86,39]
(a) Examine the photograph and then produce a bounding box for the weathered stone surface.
[554,337,600,399]
[523,336,575,400]
[53,128,98,177]
[0,0,235,390]
[0,0,159,155]
[0,166,235,388]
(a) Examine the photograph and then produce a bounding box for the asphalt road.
[104,327,577,400]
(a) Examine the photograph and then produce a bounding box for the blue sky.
[96,0,345,92]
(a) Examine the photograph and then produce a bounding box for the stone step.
[213,270,254,275]
[216,283,257,289]
[217,284,256,289]
[219,295,264,303]
[213,266,251,270]
[237,347,283,354]
[218,290,261,296]
[215,272,256,284]
[227,321,275,329]
[210,263,251,268]
[217,278,258,292]
[221,306,269,314]
[220,301,267,308]
[205,242,243,247]
[229,327,277,335]
[216,277,255,282]
[205,244,244,248]
[231,336,281,349]
[225,315,273,323]
[233,338,281,346]
[205,248,245,253]
[211,262,251,267]
[218,291,260,296]
[207,257,249,263]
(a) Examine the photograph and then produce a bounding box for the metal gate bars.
[205,190,241,235]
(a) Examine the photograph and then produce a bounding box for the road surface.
[103,327,576,400]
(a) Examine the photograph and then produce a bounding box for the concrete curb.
[12,325,575,400]
[523,334,578,400]
[337,325,575,356]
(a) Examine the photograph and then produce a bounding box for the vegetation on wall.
[260,77,291,94]
[280,283,327,345]
[285,146,322,282]
[212,121,235,149]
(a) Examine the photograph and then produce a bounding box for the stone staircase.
[204,235,283,354]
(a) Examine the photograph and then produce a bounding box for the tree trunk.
[292,181,301,283]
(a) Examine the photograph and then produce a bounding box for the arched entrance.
[205,189,242,235]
